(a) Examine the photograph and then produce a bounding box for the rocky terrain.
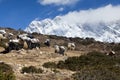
[0,27,120,80]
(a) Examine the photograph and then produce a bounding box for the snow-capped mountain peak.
[25,16,120,43]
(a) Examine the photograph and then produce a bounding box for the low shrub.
[43,62,57,68]
[43,51,120,80]
[112,44,120,51]
[21,66,43,74]
[0,39,9,48]
[0,62,15,80]
[57,51,119,71]
[72,66,120,80]
[43,62,60,73]
[69,37,95,46]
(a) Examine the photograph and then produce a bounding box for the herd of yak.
[0,29,76,55]
[0,29,116,56]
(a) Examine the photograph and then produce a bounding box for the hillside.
[0,27,120,80]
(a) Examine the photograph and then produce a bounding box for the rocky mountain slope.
[25,16,120,43]
[0,27,120,80]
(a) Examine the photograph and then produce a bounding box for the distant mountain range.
[25,16,120,43]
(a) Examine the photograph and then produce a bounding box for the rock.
[40,51,43,54]
[0,61,4,63]
[36,47,40,50]
[23,72,27,75]
[17,49,26,54]
[12,54,16,57]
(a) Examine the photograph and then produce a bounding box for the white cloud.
[58,4,120,24]
[58,7,64,11]
[38,0,79,6]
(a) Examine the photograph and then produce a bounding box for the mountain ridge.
[25,16,120,43]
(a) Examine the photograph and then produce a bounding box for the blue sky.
[0,0,120,30]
